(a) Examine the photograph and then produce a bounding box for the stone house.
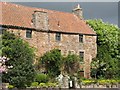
[0,2,97,78]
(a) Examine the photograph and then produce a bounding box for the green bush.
[35,73,49,83]
[82,79,96,85]
[46,82,57,87]
[2,31,35,88]
[63,54,80,76]
[8,85,14,89]
[39,83,47,88]
[98,79,108,85]
[118,80,120,83]
[82,79,119,85]
[31,82,39,87]
[40,49,62,77]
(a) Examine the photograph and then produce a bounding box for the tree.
[2,31,35,88]
[87,19,119,79]
[40,49,62,78]
[91,45,119,79]
[63,54,81,76]
[0,56,10,73]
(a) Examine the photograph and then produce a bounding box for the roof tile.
[0,2,96,35]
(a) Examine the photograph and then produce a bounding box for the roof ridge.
[1,2,96,35]
[1,2,74,15]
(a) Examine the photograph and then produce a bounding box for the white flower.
[8,65,13,69]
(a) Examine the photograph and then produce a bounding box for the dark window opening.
[79,51,84,62]
[79,71,84,77]
[79,34,83,43]
[0,27,2,34]
[56,33,61,41]
[0,26,6,34]
[26,30,32,38]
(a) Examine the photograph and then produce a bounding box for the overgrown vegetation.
[39,49,81,78]
[40,49,62,78]
[63,54,81,76]
[35,73,49,83]
[1,31,35,88]
[87,19,120,79]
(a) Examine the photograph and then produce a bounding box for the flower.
[0,56,10,73]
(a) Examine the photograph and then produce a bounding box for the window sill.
[25,37,33,40]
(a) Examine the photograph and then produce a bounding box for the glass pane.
[79,52,84,62]
[56,33,61,41]
[26,30,32,38]
[79,35,83,42]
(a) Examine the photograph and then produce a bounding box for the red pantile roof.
[0,2,96,35]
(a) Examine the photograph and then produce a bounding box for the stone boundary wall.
[1,88,120,90]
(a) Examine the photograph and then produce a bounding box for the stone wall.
[33,11,49,31]
[7,28,97,78]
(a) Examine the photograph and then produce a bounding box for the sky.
[12,2,118,26]
[1,0,120,2]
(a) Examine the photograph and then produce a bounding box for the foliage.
[87,19,119,79]
[30,82,58,88]
[35,73,49,83]
[87,19,119,57]
[8,84,14,89]
[81,79,119,85]
[46,82,57,87]
[0,56,10,73]
[39,83,47,88]
[82,79,96,85]
[31,82,39,87]
[63,54,81,76]
[40,49,62,78]
[2,31,35,88]
[40,49,82,79]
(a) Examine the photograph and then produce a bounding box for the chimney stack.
[33,11,49,31]
[72,4,83,19]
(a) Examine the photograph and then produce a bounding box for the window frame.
[79,51,84,62]
[79,34,83,43]
[55,32,61,41]
[26,30,32,38]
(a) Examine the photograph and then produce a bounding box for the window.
[0,26,2,34]
[79,51,84,62]
[56,33,61,41]
[79,34,83,43]
[26,30,32,38]
[0,26,6,34]
[80,71,84,77]
[78,68,84,77]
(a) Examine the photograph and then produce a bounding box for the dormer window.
[56,33,61,41]
[26,30,32,38]
[79,34,83,43]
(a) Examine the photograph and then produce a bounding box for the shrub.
[98,79,108,85]
[39,83,47,88]
[82,79,95,85]
[31,82,39,87]
[40,49,62,77]
[63,54,80,76]
[8,85,14,89]
[46,82,57,87]
[2,31,35,88]
[35,73,49,83]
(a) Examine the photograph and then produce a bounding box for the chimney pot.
[72,4,83,19]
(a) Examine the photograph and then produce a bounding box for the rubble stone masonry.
[7,28,97,78]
